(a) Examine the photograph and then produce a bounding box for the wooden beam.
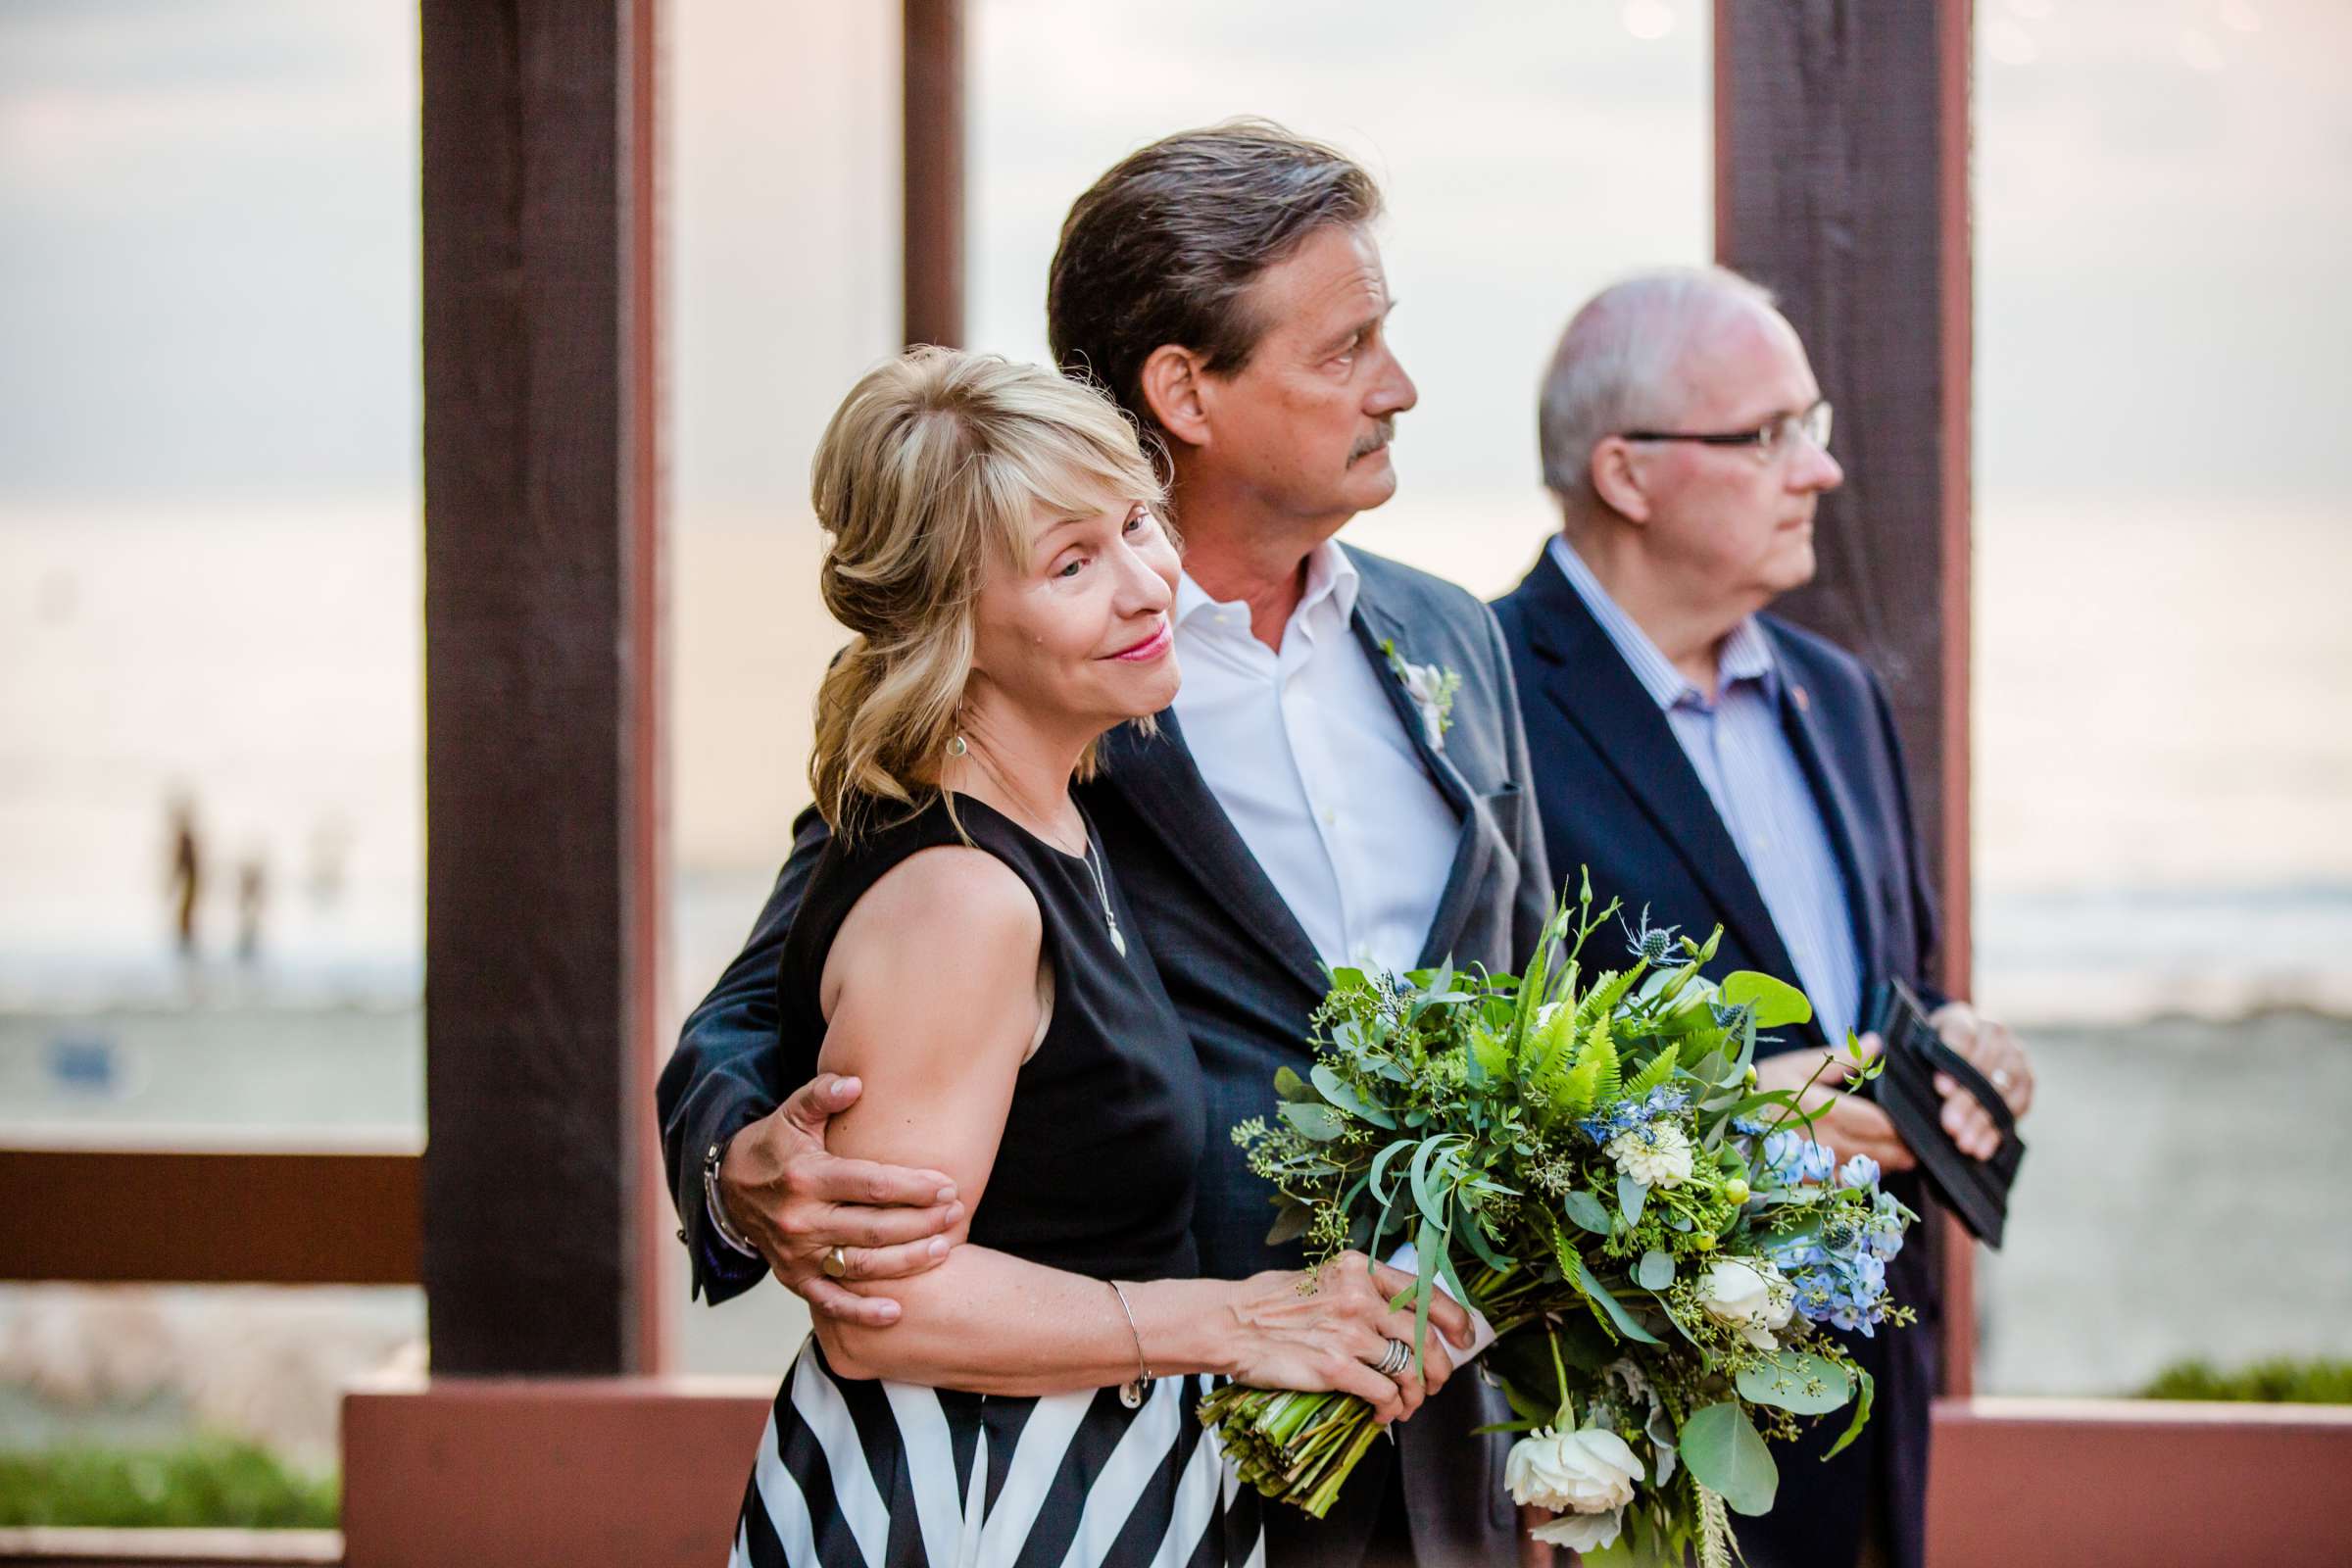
[420,0,667,1376]
[903,0,965,347]
[1713,0,1978,1396]
[0,1148,417,1287]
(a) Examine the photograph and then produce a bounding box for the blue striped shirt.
[1548,536,1864,1048]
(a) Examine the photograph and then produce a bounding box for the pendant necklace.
[1077,820,1127,957]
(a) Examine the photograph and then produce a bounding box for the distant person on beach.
[235,854,268,965]
[165,796,203,958]
[1490,266,2039,1568]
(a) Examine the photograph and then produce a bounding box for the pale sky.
[1,0,2346,511]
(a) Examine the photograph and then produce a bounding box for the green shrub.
[2137,1357,2352,1404]
[0,1437,337,1528]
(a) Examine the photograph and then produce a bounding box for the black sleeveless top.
[776,793,1204,1283]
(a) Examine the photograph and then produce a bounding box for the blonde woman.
[728,349,1468,1568]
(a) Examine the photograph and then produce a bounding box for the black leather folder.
[1862,979,2025,1249]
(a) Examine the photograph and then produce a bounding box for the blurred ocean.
[3,491,2350,1410]
[6,490,2349,1021]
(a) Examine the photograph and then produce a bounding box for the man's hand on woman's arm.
[717,1071,961,1327]
[658,803,957,1318]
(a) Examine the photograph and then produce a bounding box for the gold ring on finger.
[821,1245,850,1280]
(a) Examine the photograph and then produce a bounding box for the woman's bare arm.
[808,845,1467,1412]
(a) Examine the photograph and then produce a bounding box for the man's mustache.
[1348,420,1396,464]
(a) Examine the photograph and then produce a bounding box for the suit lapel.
[1349,583,1495,971]
[1509,557,1800,985]
[1094,710,1329,999]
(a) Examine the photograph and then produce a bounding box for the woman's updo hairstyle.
[808,347,1167,836]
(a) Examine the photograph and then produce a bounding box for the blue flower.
[1762,1131,1838,1187]
[1576,1085,1692,1148]
[1838,1153,1881,1190]
[1620,906,1682,965]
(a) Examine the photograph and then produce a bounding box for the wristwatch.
[703,1135,761,1258]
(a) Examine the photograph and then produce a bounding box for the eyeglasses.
[1620,399,1833,462]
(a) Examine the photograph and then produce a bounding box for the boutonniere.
[1381,639,1462,752]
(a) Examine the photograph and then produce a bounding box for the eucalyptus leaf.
[1571,1254,1664,1346]
[1264,1204,1313,1247]
[1273,1065,1318,1103]
[1618,1173,1649,1227]
[1408,1136,1452,1231]
[1822,1365,1877,1461]
[1636,1249,1675,1291]
[1679,1400,1778,1516]
[1562,1188,1613,1235]
[1311,1063,1397,1128]
[1737,1350,1853,1415]
[1278,1101,1344,1140]
[1411,1217,1444,1372]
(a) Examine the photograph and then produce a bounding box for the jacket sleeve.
[1485,604,1555,967]
[655,804,834,1305]
[1866,669,1951,1013]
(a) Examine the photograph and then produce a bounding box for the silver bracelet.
[1107,1280,1154,1408]
[703,1138,760,1258]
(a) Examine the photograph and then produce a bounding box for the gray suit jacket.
[657,545,1552,1568]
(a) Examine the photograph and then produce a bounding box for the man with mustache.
[1492,268,2038,1568]
[661,122,1553,1567]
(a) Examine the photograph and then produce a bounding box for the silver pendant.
[1119,1378,1151,1408]
[1108,920,1126,956]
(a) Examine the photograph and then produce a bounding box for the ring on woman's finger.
[821,1245,851,1280]
[1370,1337,1412,1377]
[1991,1068,2014,1093]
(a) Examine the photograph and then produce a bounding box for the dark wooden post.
[1713,0,1976,1395]
[904,0,965,348]
[420,0,668,1377]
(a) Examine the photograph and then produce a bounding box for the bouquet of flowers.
[1201,876,1915,1564]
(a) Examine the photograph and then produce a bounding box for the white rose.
[1605,1120,1694,1189]
[1531,1508,1626,1553]
[1503,1426,1644,1515]
[1699,1258,1796,1349]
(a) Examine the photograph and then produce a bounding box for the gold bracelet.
[1107,1280,1153,1408]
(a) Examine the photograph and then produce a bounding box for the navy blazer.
[659,546,1551,1568]
[1492,550,1943,1568]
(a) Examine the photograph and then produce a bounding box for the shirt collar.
[1545,533,1776,711]
[1177,538,1359,633]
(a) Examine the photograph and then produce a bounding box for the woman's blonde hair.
[808,347,1168,836]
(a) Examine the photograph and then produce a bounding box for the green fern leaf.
[1624,1042,1681,1100]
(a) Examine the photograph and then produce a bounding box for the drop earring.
[946,734,967,758]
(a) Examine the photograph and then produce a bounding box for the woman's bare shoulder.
[826,843,1043,1004]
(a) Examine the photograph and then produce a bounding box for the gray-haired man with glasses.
[1491,267,2035,1568]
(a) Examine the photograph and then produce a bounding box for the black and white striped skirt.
[731,1336,1265,1568]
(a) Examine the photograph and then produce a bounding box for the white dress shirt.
[1171,541,1460,973]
